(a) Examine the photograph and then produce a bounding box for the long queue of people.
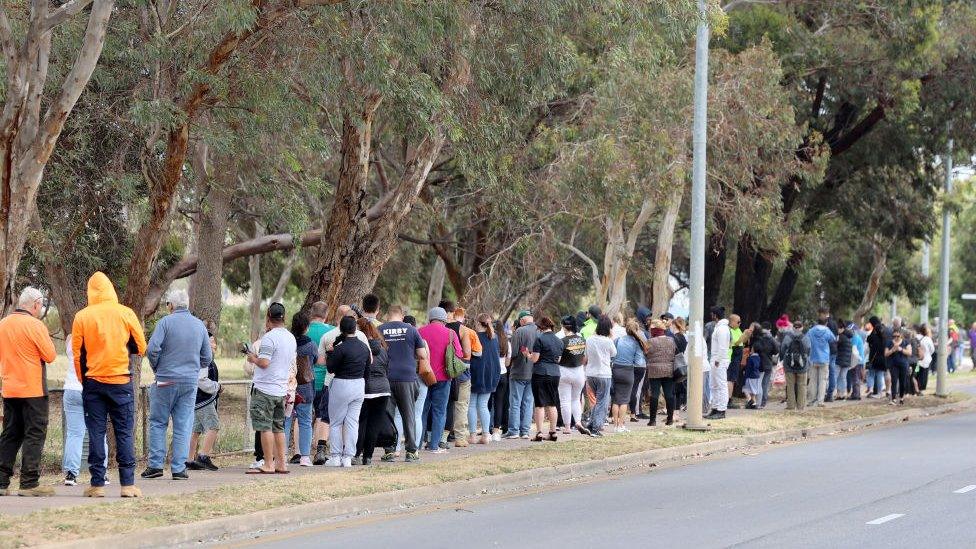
[0,270,961,496]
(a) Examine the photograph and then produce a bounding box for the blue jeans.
[83,379,136,487]
[586,377,611,434]
[506,379,534,436]
[826,355,838,399]
[836,366,851,395]
[147,382,196,473]
[422,381,451,450]
[702,371,711,412]
[467,392,491,437]
[413,383,428,450]
[868,369,886,394]
[62,389,107,476]
[285,402,313,456]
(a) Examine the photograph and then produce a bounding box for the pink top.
[418,322,464,382]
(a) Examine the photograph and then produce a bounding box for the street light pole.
[936,136,953,397]
[920,242,930,326]
[685,0,709,430]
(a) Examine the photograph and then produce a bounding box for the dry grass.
[0,392,967,547]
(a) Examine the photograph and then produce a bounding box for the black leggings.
[490,374,509,431]
[915,366,929,391]
[629,367,646,414]
[890,363,909,400]
[357,396,390,460]
[647,377,676,421]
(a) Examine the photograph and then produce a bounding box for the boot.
[83,486,105,498]
[120,485,142,498]
[665,412,674,426]
[18,486,55,497]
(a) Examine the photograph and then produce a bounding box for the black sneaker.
[172,470,189,480]
[288,454,302,465]
[313,447,328,465]
[185,460,204,471]
[727,400,741,409]
[361,457,372,466]
[63,472,77,486]
[745,401,757,410]
[140,467,164,479]
[196,455,219,471]
[405,452,420,462]
[705,410,726,420]
[380,452,396,462]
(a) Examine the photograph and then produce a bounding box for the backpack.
[445,331,468,379]
[783,336,807,372]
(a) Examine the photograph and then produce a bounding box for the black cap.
[268,302,286,321]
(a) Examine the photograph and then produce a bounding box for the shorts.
[250,388,286,433]
[531,374,560,407]
[193,401,220,433]
[314,385,330,423]
[611,366,635,405]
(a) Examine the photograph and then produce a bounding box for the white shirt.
[920,335,935,368]
[499,341,510,374]
[253,327,297,397]
[584,335,617,378]
[710,319,731,365]
[611,325,627,341]
[63,335,83,392]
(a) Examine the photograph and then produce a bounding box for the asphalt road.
[226,409,976,549]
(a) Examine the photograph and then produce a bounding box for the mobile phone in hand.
[240,342,253,355]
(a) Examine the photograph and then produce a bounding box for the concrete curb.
[51,398,976,549]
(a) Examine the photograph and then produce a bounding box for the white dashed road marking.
[866,514,905,525]
[953,485,976,494]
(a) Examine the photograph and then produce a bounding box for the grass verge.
[0,392,968,547]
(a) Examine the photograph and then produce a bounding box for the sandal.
[275,469,290,474]
[245,468,275,475]
[532,433,544,442]
[547,432,558,442]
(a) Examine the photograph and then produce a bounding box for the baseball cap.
[268,302,286,321]
[517,310,532,322]
[428,307,449,323]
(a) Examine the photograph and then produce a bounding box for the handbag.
[295,354,314,386]
[417,358,437,387]
[444,331,467,379]
[673,352,688,382]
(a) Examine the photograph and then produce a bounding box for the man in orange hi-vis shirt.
[71,272,147,498]
[0,286,57,497]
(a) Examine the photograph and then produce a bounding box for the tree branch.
[557,240,601,294]
[44,0,94,30]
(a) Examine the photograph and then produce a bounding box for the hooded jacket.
[709,319,731,365]
[72,272,147,385]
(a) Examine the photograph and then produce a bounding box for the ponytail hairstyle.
[625,319,648,353]
[477,313,495,339]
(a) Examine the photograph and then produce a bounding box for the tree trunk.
[29,211,80,337]
[0,0,115,310]
[427,256,446,311]
[732,236,773,325]
[651,184,683,315]
[248,224,265,343]
[852,240,887,325]
[763,250,804,322]
[188,145,231,330]
[703,227,728,312]
[270,247,299,303]
[301,99,380,319]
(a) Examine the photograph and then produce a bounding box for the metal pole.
[684,0,709,431]
[936,137,953,397]
[920,242,930,325]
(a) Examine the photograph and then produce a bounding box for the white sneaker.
[249,459,265,469]
[299,456,313,467]
[492,431,501,442]
[341,457,353,468]
[324,457,342,467]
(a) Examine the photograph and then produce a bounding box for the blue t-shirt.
[380,320,426,382]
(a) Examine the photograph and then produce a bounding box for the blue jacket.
[470,332,501,394]
[806,324,836,365]
[146,308,212,384]
[613,335,646,367]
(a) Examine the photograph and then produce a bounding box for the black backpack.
[783,336,807,372]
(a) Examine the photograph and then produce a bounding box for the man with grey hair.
[0,287,57,496]
[142,289,211,480]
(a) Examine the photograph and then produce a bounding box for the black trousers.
[890,363,910,400]
[0,397,48,490]
[489,374,509,431]
[629,367,646,414]
[916,366,929,391]
[386,381,419,454]
[646,378,675,422]
[357,396,390,460]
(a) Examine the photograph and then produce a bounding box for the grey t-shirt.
[253,327,297,397]
[509,323,539,381]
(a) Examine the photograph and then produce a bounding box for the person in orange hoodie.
[0,286,57,497]
[71,272,147,498]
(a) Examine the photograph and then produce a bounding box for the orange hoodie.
[72,272,147,385]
